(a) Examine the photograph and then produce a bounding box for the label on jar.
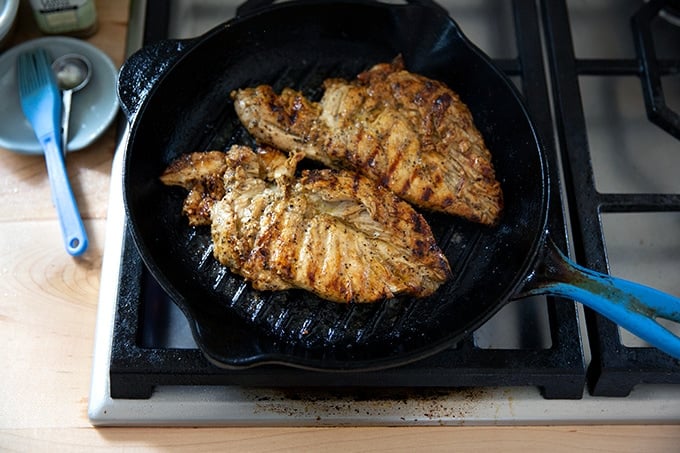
[29,0,97,35]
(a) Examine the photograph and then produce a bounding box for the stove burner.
[108,0,589,401]
[105,0,680,404]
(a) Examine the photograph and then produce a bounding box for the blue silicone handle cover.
[522,239,680,360]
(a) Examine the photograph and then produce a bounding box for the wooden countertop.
[0,1,678,451]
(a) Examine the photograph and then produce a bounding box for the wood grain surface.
[1,1,678,451]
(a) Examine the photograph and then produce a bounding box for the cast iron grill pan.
[121,0,547,370]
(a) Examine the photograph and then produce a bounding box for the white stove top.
[88,0,680,426]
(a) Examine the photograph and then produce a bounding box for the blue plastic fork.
[17,48,88,256]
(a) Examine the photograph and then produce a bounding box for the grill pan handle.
[118,38,198,122]
[520,237,680,360]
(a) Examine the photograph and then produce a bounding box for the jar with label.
[29,0,98,37]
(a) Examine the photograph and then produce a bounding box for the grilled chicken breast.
[161,145,451,303]
[231,56,503,225]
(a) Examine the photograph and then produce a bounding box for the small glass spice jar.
[29,0,98,37]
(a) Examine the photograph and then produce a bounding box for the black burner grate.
[109,0,586,400]
[541,0,680,396]
[633,0,680,139]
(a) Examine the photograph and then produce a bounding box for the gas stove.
[89,0,680,425]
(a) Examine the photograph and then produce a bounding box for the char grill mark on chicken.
[161,145,451,303]
[231,56,503,225]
